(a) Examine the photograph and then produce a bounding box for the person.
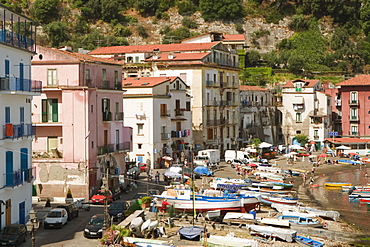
[311,166,315,175]
[161,199,170,214]
[149,169,153,181]
[302,172,306,182]
[288,169,293,177]
[309,177,314,186]
[365,172,368,177]
[155,171,160,184]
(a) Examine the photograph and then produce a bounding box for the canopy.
[318,154,327,157]
[335,145,351,150]
[259,142,272,148]
[289,144,304,150]
[163,170,182,178]
[246,163,258,167]
[289,152,298,155]
[194,166,213,176]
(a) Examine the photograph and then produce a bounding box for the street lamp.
[101,175,109,231]
[26,208,39,247]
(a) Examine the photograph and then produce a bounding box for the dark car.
[108,202,129,221]
[84,214,109,238]
[0,224,27,246]
[56,204,79,220]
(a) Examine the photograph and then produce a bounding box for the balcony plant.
[140,196,152,209]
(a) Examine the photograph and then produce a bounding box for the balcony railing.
[5,168,33,187]
[2,123,36,140]
[85,79,92,86]
[115,112,124,121]
[98,142,131,155]
[206,119,220,126]
[0,77,42,93]
[0,27,36,53]
[102,80,110,89]
[206,80,214,87]
[161,132,169,140]
[116,142,131,152]
[103,112,112,121]
[114,83,122,90]
[160,110,171,117]
[348,100,359,105]
[175,109,184,116]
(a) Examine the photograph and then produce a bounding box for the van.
[44,208,68,229]
[225,150,251,163]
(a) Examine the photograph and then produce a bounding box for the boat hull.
[295,236,324,247]
[324,182,352,187]
[260,196,298,205]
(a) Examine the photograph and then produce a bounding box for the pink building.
[337,75,370,138]
[31,46,132,200]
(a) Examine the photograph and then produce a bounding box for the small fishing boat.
[278,215,322,228]
[260,195,298,205]
[310,184,319,188]
[201,233,259,247]
[130,217,144,238]
[205,210,221,221]
[123,237,172,247]
[133,242,173,247]
[141,219,151,232]
[295,235,324,247]
[259,217,291,227]
[271,203,340,221]
[246,224,297,242]
[178,226,204,241]
[324,182,352,187]
[359,198,370,203]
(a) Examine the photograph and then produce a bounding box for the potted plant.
[65,189,74,204]
[140,196,152,209]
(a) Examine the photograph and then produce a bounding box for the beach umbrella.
[318,154,327,157]
[289,152,298,155]
[246,163,258,167]
[336,145,351,150]
[162,156,173,160]
[309,141,316,144]
[289,144,305,150]
[259,142,272,148]
[163,170,182,178]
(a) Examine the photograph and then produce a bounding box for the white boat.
[223,212,256,220]
[260,195,298,205]
[246,224,297,242]
[148,220,158,231]
[205,210,221,220]
[271,203,340,221]
[282,211,318,219]
[259,217,290,227]
[130,217,144,237]
[201,233,258,247]
[141,219,151,232]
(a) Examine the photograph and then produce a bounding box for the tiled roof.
[337,75,370,86]
[122,76,177,88]
[88,42,219,55]
[223,34,246,41]
[325,137,370,144]
[240,85,268,91]
[283,79,319,88]
[145,52,210,61]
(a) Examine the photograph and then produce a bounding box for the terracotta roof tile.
[283,79,319,88]
[145,52,210,61]
[240,85,268,91]
[122,76,177,88]
[223,34,246,41]
[337,75,370,86]
[325,137,370,144]
[89,42,219,55]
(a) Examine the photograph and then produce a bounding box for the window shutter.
[52,99,58,122]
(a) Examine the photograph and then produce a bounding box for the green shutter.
[42,99,47,122]
[52,99,58,122]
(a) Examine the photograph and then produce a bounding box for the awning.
[293,96,304,104]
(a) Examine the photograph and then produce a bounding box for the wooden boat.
[204,210,221,221]
[278,215,322,228]
[201,234,259,247]
[324,182,352,187]
[310,184,319,188]
[246,224,297,242]
[295,236,324,247]
[222,212,257,226]
[130,217,144,238]
[259,217,290,227]
[260,195,298,205]
[359,198,370,203]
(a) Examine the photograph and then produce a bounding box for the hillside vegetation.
[3,0,370,81]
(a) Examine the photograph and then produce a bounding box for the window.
[85,69,91,86]
[138,144,142,149]
[135,56,139,63]
[186,101,191,111]
[116,130,120,149]
[207,128,213,140]
[5,107,10,123]
[47,69,58,87]
[176,122,181,131]
[295,82,302,92]
[160,104,168,116]
[20,148,28,181]
[296,130,301,134]
[102,98,111,121]
[47,137,58,153]
[350,91,358,103]
[42,99,58,122]
[351,108,358,119]
[114,71,118,85]
[351,125,358,135]
[296,113,302,122]
[20,107,24,123]
[314,130,319,138]
[102,69,107,81]
[137,124,144,135]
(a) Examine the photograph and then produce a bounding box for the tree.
[30,0,60,24]
[252,138,261,149]
[199,0,245,21]
[101,0,121,23]
[294,134,308,146]
[136,0,158,16]
[46,21,70,47]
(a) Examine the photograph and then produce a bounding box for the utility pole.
[102,168,109,231]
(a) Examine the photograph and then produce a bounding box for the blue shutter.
[20,107,24,123]
[19,63,24,91]
[19,201,25,225]
[6,151,14,186]
[5,60,9,76]
[5,107,10,123]
[21,148,28,181]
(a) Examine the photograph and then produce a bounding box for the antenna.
[94,37,104,47]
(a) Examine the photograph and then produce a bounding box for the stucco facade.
[31,46,132,200]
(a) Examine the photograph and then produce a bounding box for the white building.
[122,76,192,168]
[278,79,332,149]
[0,4,40,228]
[239,85,280,145]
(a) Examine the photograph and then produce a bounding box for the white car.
[44,208,68,229]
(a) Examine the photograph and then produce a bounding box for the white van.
[44,208,68,229]
[225,150,251,163]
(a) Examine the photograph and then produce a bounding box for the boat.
[359,198,370,203]
[201,233,259,247]
[223,212,256,220]
[178,226,204,240]
[278,215,322,228]
[122,237,172,247]
[204,210,221,221]
[148,220,158,231]
[260,195,298,205]
[324,182,352,187]
[141,219,151,232]
[271,203,340,221]
[310,184,319,188]
[246,224,297,242]
[269,181,294,190]
[133,243,173,247]
[130,217,144,238]
[259,217,291,227]
[295,236,324,247]
[198,194,261,212]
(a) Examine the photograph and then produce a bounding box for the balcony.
[206,80,214,87]
[102,80,110,89]
[85,79,92,86]
[0,77,42,94]
[5,168,33,187]
[161,132,169,140]
[174,109,184,116]
[160,110,171,117]
[206,119,220,126]
[349,131,359,136]
[348,100,359,106]
[98,142,131,155]
[116,142,131,152]
[114,83,122,90]
[293,104,304,111]
[103,112,112,121]
[2,123,36,140]
[314,136,319,140]
[115,112,124,121]
[349,116,359,122]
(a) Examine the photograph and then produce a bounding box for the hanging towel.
[6,123,13,137]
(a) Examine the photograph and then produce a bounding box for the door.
[137,156,143,163]
[19,63,24,90]
[20,148,28,181]
[19,201,25,225]
[6,151,13,186]
[5,200,11,226]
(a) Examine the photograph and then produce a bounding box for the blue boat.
[295,236,324,247]
[278,215,322,228]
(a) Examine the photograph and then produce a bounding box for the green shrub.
[177,0,197,16]
[137,25,149,38]
[235,23,244,34]
[141,196,152,204]
[66,189,73,198]
[182,17,197,29]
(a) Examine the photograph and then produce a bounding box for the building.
[239,85,280,145]
[122,76,192,168]
[278,79,332,149]
[0,4,41,228]
[89,41,240,155]
[336,75,370,138]
[31,46,132,200]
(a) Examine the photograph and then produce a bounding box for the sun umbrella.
[309,141,316,144]
[289,144,305,150]
[259,142,272,148]
[336,145,351,150]
[163,170,182,178]
[289,152,298,155]
[318,154,327,157]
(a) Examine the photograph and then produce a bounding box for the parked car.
[148,189,160,196]
[0,224,27,246]
[130,192,149,205]
[127,164,140,179]
[108,202,129,221]
[56,204,79,221]
[91,190,113,204]
[44,208,68,229]
[139,163,149,172]
[84,214,108,238]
